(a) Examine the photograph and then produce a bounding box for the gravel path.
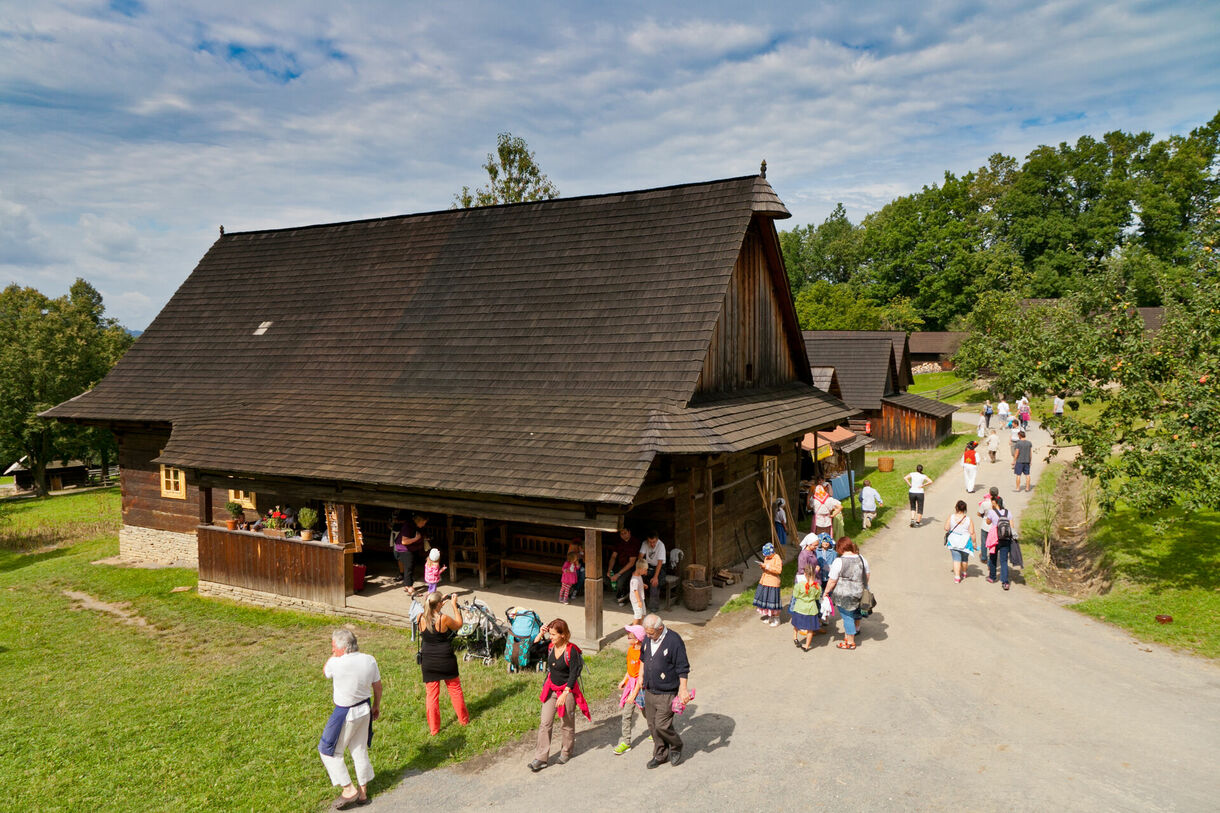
[378,418,1220,812]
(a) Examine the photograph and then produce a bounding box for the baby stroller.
[459,597,507,666]
[504,607,546,673]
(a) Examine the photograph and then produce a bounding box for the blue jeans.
[836,604,862,635]
[989,545,1010,583]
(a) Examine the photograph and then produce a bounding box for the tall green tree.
[0,279,133,495]
[780,203,862,291]
[453,132,559,208]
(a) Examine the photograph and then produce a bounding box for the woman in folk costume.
[753,543,785,627]
[809,484,841,540]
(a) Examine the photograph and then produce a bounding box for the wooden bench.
[501,533,569,582]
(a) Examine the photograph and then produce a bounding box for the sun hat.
[428,548,440,562]
[623,624,645,642]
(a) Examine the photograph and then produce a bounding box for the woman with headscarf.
[753,542,784,627]
[809,484,842,541]
[962,441,979,494]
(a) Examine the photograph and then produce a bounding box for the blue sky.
[2,0,1218,329]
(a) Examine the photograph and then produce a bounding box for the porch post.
[198,486,212,525]
[704,464,715,572]
[583,528,603,643]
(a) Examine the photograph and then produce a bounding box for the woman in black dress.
[416,591,470,735]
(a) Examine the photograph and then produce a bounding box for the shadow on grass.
[0,546,70,573]
[1091,509,1220,592]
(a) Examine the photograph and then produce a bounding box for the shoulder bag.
[856,557,876,614]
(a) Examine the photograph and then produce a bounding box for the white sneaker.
[769,618,781,627]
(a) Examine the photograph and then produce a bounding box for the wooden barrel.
[877,457,895,473]
[685,564,707,583]
[682,581,712,611]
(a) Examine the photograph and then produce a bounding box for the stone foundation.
[197,581,415,629]
[119,525,198,566]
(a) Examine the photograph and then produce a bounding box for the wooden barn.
[803,332,955,449]
[45,173,852,645]
[807,330,914,389]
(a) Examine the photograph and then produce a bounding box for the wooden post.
[687,467,699,565]
[197,486,212,525]
[704,465,715,572]
[476,517,487,589]
[583,528,603,643]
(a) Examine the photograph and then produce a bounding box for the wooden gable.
[694,217,810,395]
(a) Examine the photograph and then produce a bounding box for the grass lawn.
[723,430,970,611]
[1009,462,1065,591]
[908,371,958,393]
[0,490,620,812]
[1070,508,1220,660]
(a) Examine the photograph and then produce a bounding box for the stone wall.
[119,524,198,565]
[196,581,415,630]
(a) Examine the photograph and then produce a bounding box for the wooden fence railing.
[197,525,345,607]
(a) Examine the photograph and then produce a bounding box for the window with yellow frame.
[228,489,256,509]
[159,463,186,499]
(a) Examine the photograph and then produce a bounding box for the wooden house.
[803,332,956,449]
[3,457,90,492]
[807,330,914,389]
[908,331,966,368]
[45,173,853,644]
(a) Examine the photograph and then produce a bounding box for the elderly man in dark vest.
[639,613,693,768]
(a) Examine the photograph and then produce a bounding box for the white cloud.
[0,0,1217,328]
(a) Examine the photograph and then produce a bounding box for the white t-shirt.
[639,540,666,568]
[998,401,1010,416]
[1053,396,1065,414]
[324,652,380,707]
[828,553,870,579]
[629,573,645,617]
[906,472,931,493]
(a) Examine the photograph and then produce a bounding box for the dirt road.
[380,420,1220,811]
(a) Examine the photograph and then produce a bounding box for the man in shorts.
[1012,431,1034,492]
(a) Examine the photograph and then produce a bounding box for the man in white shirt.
[997,398,1010,426]
[639,531,667,611]
[319,629,382,809]
[1053,394,1065,417]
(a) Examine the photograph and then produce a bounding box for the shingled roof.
[47,176,850,507]
[805,330,911,388]
[802,334,896,410]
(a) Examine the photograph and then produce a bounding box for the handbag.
[857,558,876,614]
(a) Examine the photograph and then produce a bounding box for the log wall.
[874,404,953,450]
[696,222,800,393]
[674,442,801,573]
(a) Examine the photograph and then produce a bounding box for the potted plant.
[262,507,288,538]
[297,507,319,541]
[224,500,244,531]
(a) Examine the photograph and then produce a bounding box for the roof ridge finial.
[759,159,767,178]
[219,224,225,236]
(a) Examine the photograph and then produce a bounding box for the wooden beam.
[687,467,698,565]
[192,472,624,531]
[583,528,603,642]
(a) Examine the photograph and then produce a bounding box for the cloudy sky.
[3,0,1218,329]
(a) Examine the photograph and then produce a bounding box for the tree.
[794,280,923,332]
[779,204,863,292]
[0,280,133,495]
[453,132,559,208]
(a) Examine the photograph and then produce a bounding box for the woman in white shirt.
[903,464,933,527]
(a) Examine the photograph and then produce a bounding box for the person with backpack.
[529,619,590,772]
[985,495,1017,590]
[983,400,994,429]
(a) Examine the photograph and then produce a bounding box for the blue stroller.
[504,607,546,673]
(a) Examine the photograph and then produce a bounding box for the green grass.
[1070,508,1220,659]
[0,475,12,485]
[1010,462,1065,590]
[0,490,620,811]
[908,371,958,393]
[723,430,970,611]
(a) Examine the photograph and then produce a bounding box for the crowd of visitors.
[315,399,1043,803]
